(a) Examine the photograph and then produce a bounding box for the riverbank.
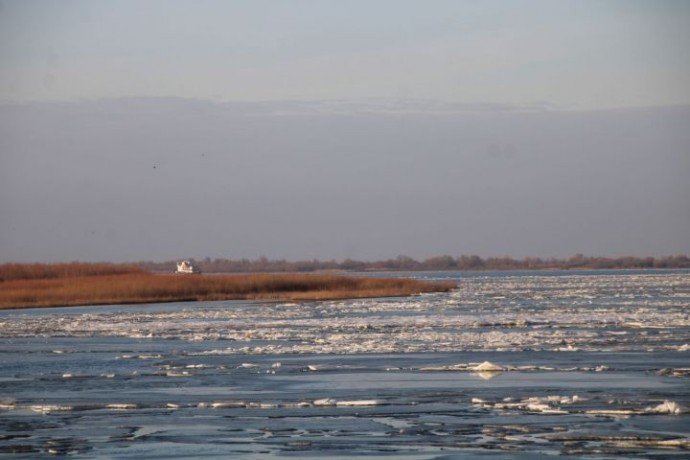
[0,264,456,309]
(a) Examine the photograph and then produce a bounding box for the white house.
[176,260,201,274]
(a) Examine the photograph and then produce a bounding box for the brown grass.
[0,266,456,309]
[0,262,144,281]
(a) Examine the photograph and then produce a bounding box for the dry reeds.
[0,265,456,309]
[0,262,143,281]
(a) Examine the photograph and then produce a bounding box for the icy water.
[1,270,689,459]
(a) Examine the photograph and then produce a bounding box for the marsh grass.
[0,262,144,281]
[0,265,456,309]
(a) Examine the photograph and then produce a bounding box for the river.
[1,270,689,458]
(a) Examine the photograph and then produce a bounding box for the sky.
[1,0,689,262]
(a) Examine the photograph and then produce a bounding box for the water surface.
[1,270,689,458]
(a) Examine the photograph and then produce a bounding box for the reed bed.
[0,270,456,309]
[0,262,143,281]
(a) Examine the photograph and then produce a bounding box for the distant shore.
[0,263,456,310]
[140,255,690,273]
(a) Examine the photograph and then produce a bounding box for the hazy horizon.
[1,1,689,263]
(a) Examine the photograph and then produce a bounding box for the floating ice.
[1,272,688,356]
[472,361,504,372]
[106,403,137,410]
[586,409,638,416]
[1,271,687,458]
[165,371,191,377]
[30,404,73,413]
[335,400,383,407]
[209,401,246,409]
[313,398,336,406]
[472,394,583,415]
[0,399,16,410]
[647,400,685,414]
[239,363,259,369]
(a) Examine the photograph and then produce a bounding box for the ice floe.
[106,403,137,410]
[313,398,337,406]
[647,400,686,414]
[197,398,385,409]
[472,393,688,418]
[656,367,690,378]
[471,361,504,372]
[472,394,585,415]
[335,400,383,407]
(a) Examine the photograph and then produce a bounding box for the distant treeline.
[139,254,690,273]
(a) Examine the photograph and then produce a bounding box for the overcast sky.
[1,1,689,262]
